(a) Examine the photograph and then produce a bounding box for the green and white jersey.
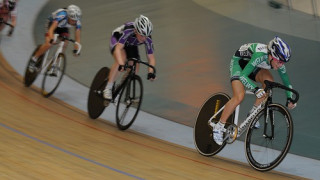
[230,43,293,98]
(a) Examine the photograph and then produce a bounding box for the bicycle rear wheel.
[24,45,44,87]
[41,53,66,97]
[194,92,234,156]
[245,103,293,171]
[116,75,143,130]
[87,67,110,119]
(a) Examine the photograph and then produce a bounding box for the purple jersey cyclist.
[28,5,82,72]
[103,15,157,100]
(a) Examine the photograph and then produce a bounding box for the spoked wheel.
[87,67,110,119]
[245,103,293,171]
[194,92,234,156]
[24,45,44,87]
[41,53,66,97]
[116,75,143,130]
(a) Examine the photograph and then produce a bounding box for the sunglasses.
[271,56,285,66]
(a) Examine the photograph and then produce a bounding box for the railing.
[271,0,320,18]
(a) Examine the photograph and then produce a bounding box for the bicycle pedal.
[103,99,110,107]
[49,72,57,77]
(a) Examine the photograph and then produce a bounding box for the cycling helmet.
[67,5,81,21]
[268,36,291,63]
[8,0,16,11]
[134,15,153,36]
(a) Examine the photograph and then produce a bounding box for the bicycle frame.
[208,80,299,143]
[38,34,82,74]
[208,90,268,139]
[112,58,156,104]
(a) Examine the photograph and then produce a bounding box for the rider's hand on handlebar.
[147,72,156,81]
[254,88,266,99]
[7,27,14,36]
[73,49,80,56]
[286,98,297,109]
[118,65,125,72]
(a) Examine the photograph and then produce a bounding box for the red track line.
[0,80,263,180]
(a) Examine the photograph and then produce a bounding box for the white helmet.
[67,5,82,21]
[134,15,153,36]
[268,36,291,63]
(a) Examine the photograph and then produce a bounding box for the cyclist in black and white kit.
[103,15,156,100]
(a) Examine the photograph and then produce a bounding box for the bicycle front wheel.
[24,45,44,87]
[41,53,66,97]
[116,75,143,130]
[245,103,293,171]
[194,92,234,156]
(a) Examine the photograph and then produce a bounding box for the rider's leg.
[28,36,52,72]
[33,36,52,60]
[220,80,245,124]
[108,49,127,84]
[253,69,274,106]
[212,80,245,145]
[103,47,127,99]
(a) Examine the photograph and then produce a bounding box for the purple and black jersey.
[110,22,154,54]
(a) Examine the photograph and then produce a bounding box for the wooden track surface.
[0,52,304,179]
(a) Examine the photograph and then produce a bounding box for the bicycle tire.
[245,103,293,171]
[24,45,44,87]
[87,67,110,119]
[116,75,143,130]
[41,53,66,97]
[194,92,235,156]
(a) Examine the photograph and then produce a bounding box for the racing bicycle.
[24,34,81,97]
[87,58,156,130]
[194,80,299,171]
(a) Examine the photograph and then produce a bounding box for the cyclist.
[103,15,156,100]
[28,4,82,72]
[212,36,297,145]
[0,0,17,36]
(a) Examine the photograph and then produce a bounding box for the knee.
[232,93,245,104]
[44,42,52,49]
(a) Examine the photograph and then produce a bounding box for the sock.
[31,56,38,62]
[106,82,113,90]
[217,121,225,128]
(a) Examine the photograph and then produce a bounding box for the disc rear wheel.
[24,45,44,87]
[194,93,234,156]
[87,67,110,119]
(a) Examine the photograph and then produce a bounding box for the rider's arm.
[113,43,126,66]
[10,14,16,27]
[74,28,81,50]
[145,37,155,73]
[147,53,156,73]
[48,20,58,43]
[9,4,17,27]
[277,65,293,99]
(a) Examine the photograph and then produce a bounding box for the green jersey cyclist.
[212,36,297,145]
